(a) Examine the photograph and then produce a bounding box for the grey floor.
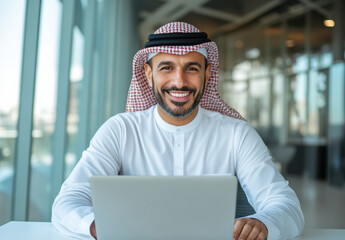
[286,175,345,229]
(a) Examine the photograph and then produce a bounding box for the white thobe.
[52,105,304,240]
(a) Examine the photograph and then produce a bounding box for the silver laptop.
[90,175,237,240]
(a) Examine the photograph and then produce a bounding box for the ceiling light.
[324,19,335,27]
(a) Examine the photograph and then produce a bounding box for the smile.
[168,92,190,98]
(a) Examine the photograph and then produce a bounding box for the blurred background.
[0,0,344,229]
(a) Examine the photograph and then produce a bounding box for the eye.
[160,66,173,71]
[186,66,199,71]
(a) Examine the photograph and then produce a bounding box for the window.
[65,25,85,178]
[28,0,62,221]
[0,0,26,225]
[288,73,308,139]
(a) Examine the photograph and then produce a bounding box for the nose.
[171,68,186,89]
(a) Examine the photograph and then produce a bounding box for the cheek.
[153,74,170,88]
[193,76,206,90]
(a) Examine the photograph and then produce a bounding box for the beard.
[151,76,206,118]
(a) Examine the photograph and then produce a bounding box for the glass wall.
[286,14,308,141]
[28,0,62,221]
[217,3,344,184]
[0,0,26,225]
[328,62,345,185]
[65,23,85,178]
[0,0,139,224]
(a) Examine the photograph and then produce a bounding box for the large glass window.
[307,69,328,141]
[229,61,251,117]
[305,10,333,143]
[288,73,308,140]
[219,28,272,129]
[221,80,248,118]
[215,1,343,183]
[0,0,138,223]
[0,0,26,225]
[249,78,271,130]
[65,1,86,178]
[328,62,345,186]
[28,0,62,221]
[271,73,285,142]
[266,24,286,144]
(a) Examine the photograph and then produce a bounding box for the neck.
[157,105,199,126]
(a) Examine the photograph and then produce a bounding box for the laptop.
[90,175,237,240]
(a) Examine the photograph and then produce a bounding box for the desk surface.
[0,222,75,240]
[0,221,344,240]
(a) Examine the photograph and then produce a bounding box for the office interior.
[0,0,344,230]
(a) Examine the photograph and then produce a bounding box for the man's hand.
[90,220,97,239]
[233,217,268,240]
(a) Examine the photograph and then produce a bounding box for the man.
[52,22,304,240]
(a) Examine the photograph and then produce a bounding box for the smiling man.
[52,22,304,240]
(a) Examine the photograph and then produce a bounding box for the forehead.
[151,51,205,65]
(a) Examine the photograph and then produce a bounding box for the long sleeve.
[234,124,305,240]
[51,117,123,239]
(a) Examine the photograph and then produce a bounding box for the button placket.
[173,132,184,176]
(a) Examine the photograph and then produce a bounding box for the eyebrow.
[157,61,174,69]
[156,61,202,69]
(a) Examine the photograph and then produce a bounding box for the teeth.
[169,92,189,98]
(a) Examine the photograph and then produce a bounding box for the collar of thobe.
[154,105,203,133]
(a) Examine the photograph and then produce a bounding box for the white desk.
[0,222,75,240]
[290,228,345,240]
[0,221,344,240]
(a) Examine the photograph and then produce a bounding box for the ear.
[144,63,153,87]
[205,63,211,86]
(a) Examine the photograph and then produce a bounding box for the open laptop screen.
[90,176,237,240]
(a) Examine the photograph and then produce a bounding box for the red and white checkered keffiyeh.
[125,22,244,120]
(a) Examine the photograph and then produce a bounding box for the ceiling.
[133,0,334,43]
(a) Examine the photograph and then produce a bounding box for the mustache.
[162,86,196,93]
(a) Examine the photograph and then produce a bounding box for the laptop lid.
[90,176,237,240]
